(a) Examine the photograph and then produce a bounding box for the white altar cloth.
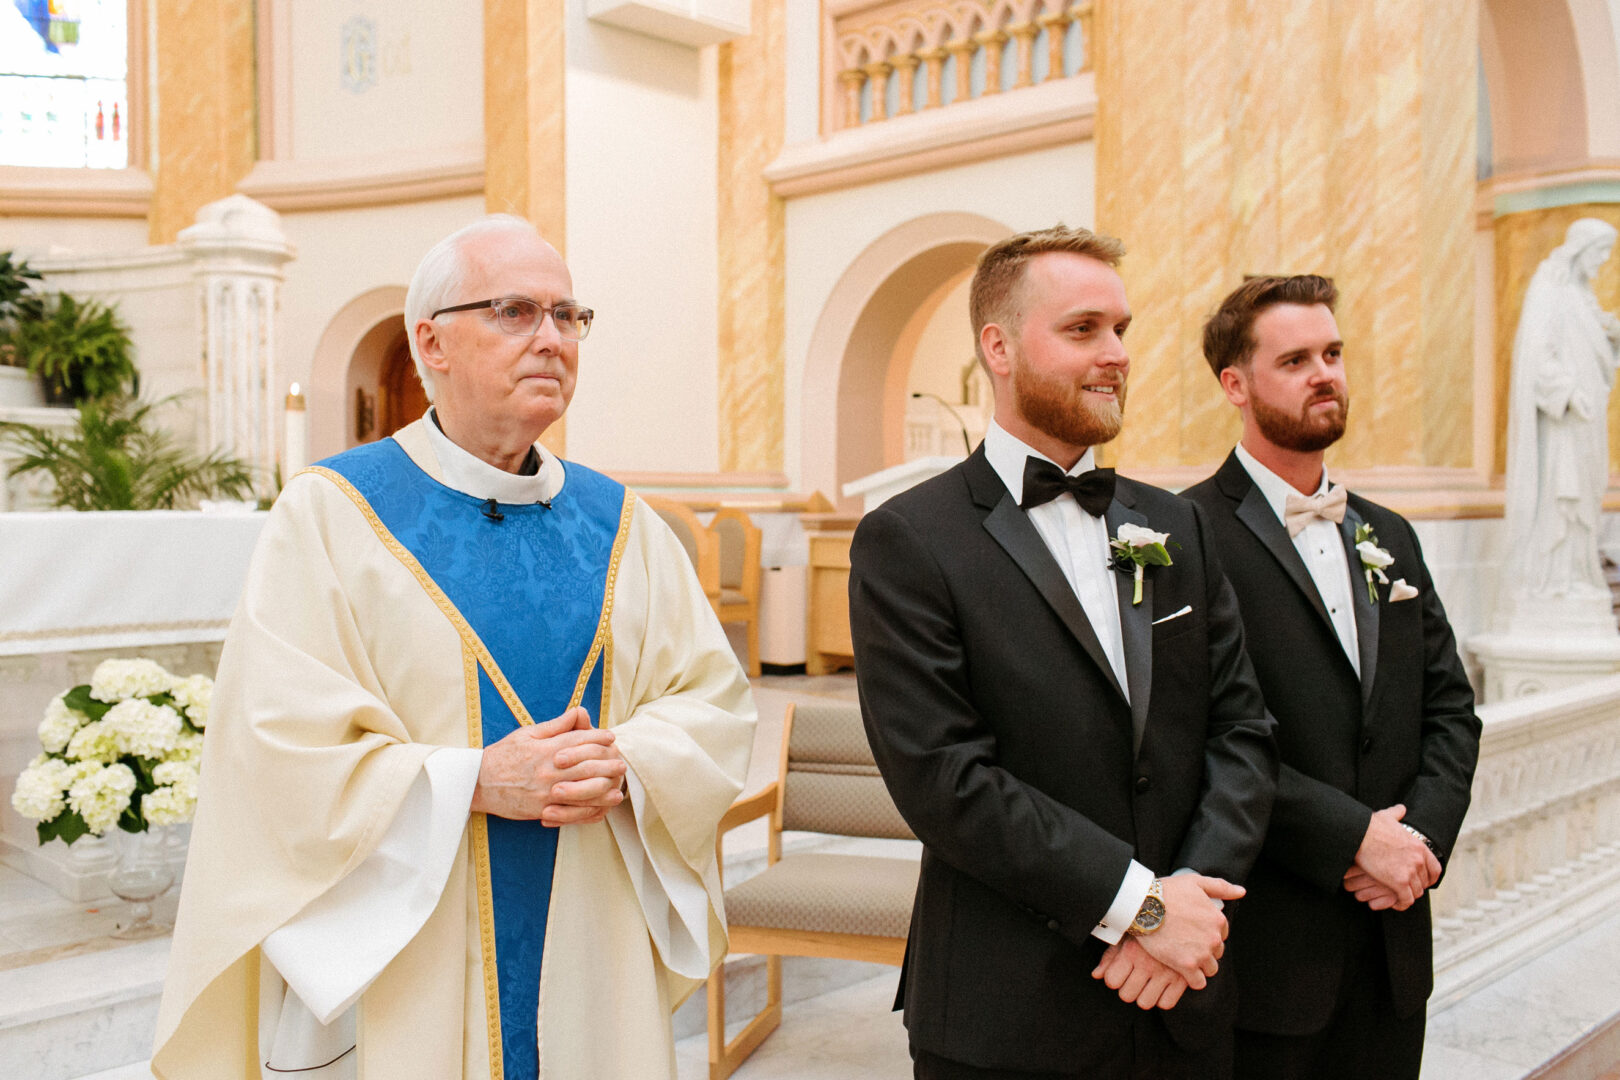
[0,510,268,656]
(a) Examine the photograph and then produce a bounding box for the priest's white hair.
[403,213,541,402]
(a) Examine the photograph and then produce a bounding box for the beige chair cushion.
[726,853,919,938]
[714,518,747,588]
[719,587,748,606]
[656,509,699,566]
[782,769,914,839]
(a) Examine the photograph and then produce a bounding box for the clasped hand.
[470,706,627,826]
[1342,804,1440,911]
[1089,874,1243,1010]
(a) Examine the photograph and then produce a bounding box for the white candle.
[284,382,307,483]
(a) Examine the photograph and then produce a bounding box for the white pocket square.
[1152,605,1193,626]
[1389,579,1419,602]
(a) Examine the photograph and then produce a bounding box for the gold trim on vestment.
[464,641,504,1080]
[566,489,637,717]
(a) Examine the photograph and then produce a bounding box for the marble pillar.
[148,0,257,245]
[483,0,568,455]
[1093,0,1479,478]
[716,0,787,473]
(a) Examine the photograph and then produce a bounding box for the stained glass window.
[0,0,129,169]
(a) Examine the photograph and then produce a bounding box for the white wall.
[782,139,1096,489]
[905,273,974,404]
[0,217,149,258]
[562,10,721,474]
[286,0,483,162]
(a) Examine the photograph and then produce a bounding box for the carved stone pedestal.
[1469,628,1620,702]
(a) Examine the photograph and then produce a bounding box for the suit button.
[1135,775,1151,794]
[1361,737,1374,755]
[1047,919,1061,932]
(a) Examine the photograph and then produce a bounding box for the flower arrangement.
[10,658,207,845]
[1354,523,1395,604]
[1109,523,1174,605]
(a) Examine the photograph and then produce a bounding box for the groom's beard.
[1012,357,1127,448]
[1253,385,1349,452]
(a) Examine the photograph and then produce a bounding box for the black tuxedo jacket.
[848,447,1277,1073]
[1182,452,1480,1034]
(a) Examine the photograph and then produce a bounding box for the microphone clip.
[481,498,504,522]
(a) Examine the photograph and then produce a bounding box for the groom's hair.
[970,225,1126,364]
[1203,274,1338,377]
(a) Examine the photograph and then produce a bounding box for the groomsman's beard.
[1012,360,1127,448]
[1252,386,1350,451]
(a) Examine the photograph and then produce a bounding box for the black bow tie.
[1020,457,1116,516]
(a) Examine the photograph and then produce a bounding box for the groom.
[1182,274,1480,1079]
[849,225,1277,1079]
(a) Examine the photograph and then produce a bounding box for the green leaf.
[38,810,91,846]
[119,805,148,833]
[62,684,111,721]
[126,755,157,794]
[1139,544,1173,567]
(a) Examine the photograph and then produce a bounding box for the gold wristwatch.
[1127,878,1165,936]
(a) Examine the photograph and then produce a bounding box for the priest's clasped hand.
[470,706,628,825]
[1342,804,1441,911]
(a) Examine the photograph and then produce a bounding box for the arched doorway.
[377,333,429,438]
[801,212,1012,511]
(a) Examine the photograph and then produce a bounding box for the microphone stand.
[911,391,973,456]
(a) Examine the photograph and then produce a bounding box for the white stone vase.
[0,365,44,408]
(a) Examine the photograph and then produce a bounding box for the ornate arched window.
[0,0,130,168]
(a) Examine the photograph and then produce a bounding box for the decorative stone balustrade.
[827,0,1091,132]
[1431,674,1620,1006]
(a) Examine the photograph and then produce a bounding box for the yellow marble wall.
[1094,0,1478,474]
[483,0,567,452]
[148,0,256,244]
[1492,203,1620,475]
[716,0,787,472]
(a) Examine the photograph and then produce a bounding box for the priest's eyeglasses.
[431,297,594,341]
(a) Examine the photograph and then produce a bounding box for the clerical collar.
[983,419,1097,504]
[1234,442,1332,527]
[422,407,564,505]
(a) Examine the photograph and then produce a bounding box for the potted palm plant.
[0,394,256,510]
[1,291,138,405]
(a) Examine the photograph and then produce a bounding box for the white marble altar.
[843,456,961,514]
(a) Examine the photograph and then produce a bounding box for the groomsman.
[1183,275,1481,1080]
[849,226,1278,1080]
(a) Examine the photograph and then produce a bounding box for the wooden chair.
[644,495,720,607]
[707,700,918,1080]
[710,506,763,676]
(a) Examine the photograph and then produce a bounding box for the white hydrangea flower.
[100,699,184,760]
[10,759,70,821]
[37,693,89,754]
[171,729,205,764]
[67,763,137,835]
[89,658,174,703]
[152,760,200,796]
[169,674,213,728]
[142,784,197,826]
[65,719,121,763]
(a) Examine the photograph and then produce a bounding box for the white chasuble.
[152,418,756,1080]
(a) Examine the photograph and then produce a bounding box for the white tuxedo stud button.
[1152,605,1193,626]
[1389,578,1419,602]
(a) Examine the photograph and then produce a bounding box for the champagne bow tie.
[1020,457,1116,517]
[1283,486,1347,537]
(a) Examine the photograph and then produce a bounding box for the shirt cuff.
[1092,860,1155,944]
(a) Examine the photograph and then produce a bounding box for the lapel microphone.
[481,498,504,522]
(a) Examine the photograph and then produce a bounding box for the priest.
[153,215,757,1080]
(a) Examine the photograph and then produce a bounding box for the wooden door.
[379,334,429,437]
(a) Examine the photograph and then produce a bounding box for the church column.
[1093,0,1479,482]
[483,0,567,454]
[716,0,787,473]
[147,0,257,245]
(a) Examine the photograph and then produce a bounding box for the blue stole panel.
[318,437,625,1080]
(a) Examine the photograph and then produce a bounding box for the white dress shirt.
[1234,444,1360,675]
[982,421,1154,944]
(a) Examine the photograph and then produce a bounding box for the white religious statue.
[1501,217,1620,633]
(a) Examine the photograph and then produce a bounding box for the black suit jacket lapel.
[1219,455,1336,634]
[969,450,1129,703]
[1339,505,1380,706]
[1105,494,1152,757]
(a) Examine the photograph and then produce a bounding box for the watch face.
[1134,895,1166,933]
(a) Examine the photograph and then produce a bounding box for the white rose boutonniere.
[1354,523,1394,604]
[1109,523,1174,606]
